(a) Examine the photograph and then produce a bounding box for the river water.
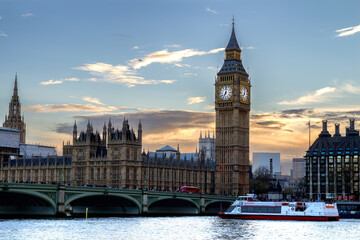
[0,217,359,240]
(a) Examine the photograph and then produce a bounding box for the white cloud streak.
[39,78,79,85]
[164,44,181,48]
[129,48,224,69]
[0,31,7,37]
[187,97,206,105]
[205,7,218,14]
[40,80,63,85]
[82,97,105,105]
[23,104,120,113]
[336,24,360,37]
[279,83,360,106]
[22,13,34,17]
[75,62,176,87]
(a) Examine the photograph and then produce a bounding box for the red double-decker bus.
[180,186,201,194]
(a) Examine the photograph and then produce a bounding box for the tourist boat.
[337,202,360,218]
[219,195,339,221]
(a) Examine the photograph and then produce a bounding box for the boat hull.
[218,212,339,221]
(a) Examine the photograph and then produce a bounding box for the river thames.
[0,217,359,240]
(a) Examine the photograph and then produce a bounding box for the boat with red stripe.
[218,195,339,221]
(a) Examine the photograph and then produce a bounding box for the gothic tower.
[215,20,251,195]
[3,74,26,143]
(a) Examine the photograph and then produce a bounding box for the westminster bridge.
[0,183,235,217]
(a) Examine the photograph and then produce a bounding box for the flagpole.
[308,120,311,148]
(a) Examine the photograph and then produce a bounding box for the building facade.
[292,158,306,180]
[306,119,360,200]
[215,21,251,196]
[3,74,26,143]
[252,152,281,175]
[1,119,214,192]
[199,130,215,163]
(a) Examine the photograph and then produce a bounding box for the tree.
[294,176,306,199]
[250,166,272,195]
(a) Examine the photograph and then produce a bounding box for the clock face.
[240,86,248,101]
[219,85,232,100]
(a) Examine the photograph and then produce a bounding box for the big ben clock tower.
[215,20,250,196]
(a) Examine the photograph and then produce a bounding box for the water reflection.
[0,217,359,240]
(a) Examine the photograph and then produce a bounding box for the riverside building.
[306,119,360,200]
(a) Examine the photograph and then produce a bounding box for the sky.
[0,0,359,174]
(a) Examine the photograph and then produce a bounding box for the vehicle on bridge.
[180,186,201,194]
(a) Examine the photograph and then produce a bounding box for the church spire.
[217,18,248,76]
[13,73,18,97]
[226,17,240,51]
[3,74,26,143]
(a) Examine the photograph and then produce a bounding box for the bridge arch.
[0,189,57,216]
[204,200,233,214]
[65,192,141,216]
[148,197,200,215]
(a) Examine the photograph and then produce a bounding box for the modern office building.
[306,119,360,200]
[252,152,281,175]
[293,158,306,180]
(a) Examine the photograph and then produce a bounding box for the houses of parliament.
[0,23,251,195]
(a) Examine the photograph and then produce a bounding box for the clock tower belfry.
[215,20,250,196]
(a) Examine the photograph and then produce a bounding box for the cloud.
[39,78,79,85]
[22,13,34,17]
[75,62,176,87]
[40,80,63,85]
[0,31,7,37]
[335,24,360,37]
[53,123,73,134]
[279,82,360,106]
[128,48,224,69]
[205,7,218,14]
[133,46,139,49]
[88,78,98,82]
[279,86,336,105]
[23,104,121,113]
[164,44,181,48]
[246,46,256,50]
[187,97,206,105]
[0,16,2,20]
[64,77,79,82]
[183,72,198,77]
[82,97,105,105]
[68,110,215,152]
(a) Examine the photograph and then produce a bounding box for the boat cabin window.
[241,206,281,213]
[237,197,253,201]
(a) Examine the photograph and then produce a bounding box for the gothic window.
[134,150,137,161]
[103,168,107,180]
[42,170,46,183]
[91,168,94,180]
[97,168,100,180]
[19,170,23,182]
[67,169,71,182]
[50,170,54,182]
[126,149,130,160]
[113,167,119,180]
[77,168,82,180]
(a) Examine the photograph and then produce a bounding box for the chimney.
[319,120,331,137]
[322,120,328,133]
[350,119,355,131]
[334,123,341,136]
